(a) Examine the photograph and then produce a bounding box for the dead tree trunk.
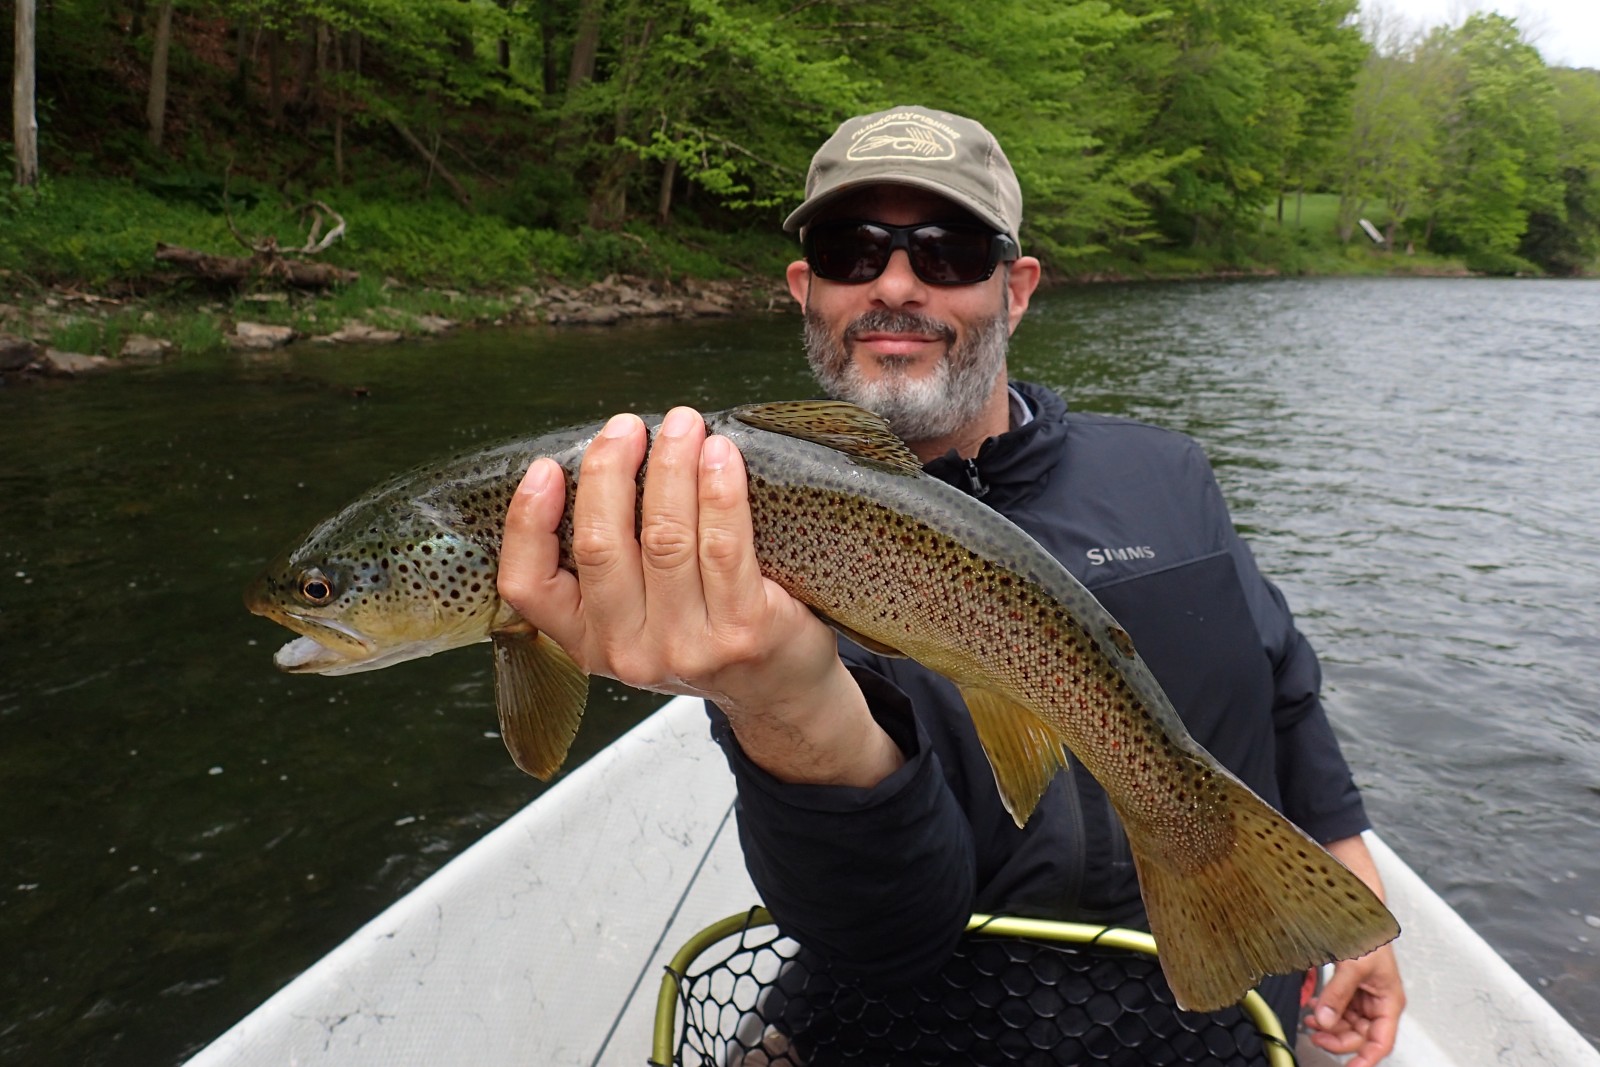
[12,0,40,187]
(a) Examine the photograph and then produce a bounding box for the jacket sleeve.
[705,667,975,982]
[1227,532,1372,845]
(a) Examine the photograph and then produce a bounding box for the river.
[2,276,1597,1063]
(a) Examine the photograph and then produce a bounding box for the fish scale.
[247,399,1398,1013]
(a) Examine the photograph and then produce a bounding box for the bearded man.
[498,105,1403,1066]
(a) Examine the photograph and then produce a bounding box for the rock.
[1,332,38,371]
[412,314,455,335]
[229,322,298,350]
[550,305,623,326]
[41,349,112,376]
[320,321,403,344]
[687,299,732,317]
[120,334,173,362]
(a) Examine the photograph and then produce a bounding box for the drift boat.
[181,695,1599,1067]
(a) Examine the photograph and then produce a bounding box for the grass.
[0,172,793,359]
[1061,193,1470,281]
[2,180,1473,361]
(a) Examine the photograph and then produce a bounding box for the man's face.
[786,187,1040,445]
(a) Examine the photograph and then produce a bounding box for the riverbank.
[0,270,795,380]
[0,176,1502,382]
[1,249,1486,383]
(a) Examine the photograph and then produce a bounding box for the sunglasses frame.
[803,220,1020,287]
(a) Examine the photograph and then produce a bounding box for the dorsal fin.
[730,400,924,476]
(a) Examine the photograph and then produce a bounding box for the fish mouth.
[259,610,382,675]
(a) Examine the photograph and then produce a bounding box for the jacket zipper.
[962,459,989,499]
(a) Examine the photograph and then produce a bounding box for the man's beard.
[802,305,1011,445]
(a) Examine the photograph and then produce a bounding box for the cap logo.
[847,112,959,163]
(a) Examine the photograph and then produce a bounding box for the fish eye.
[299,570,336,605]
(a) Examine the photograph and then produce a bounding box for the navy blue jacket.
[707,381,1368,1045]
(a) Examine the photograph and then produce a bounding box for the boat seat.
[651,908,1296,1066]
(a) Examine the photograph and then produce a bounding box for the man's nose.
[868,248,926,306]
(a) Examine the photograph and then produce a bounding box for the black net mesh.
[665,912,1297,1067]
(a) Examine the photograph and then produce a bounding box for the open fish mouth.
[268,613,380,674]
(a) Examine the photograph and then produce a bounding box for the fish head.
[245,500,506,676]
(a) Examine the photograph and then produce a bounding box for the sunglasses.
[803,220,1019,286]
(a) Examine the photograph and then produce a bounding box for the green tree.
[1425,13,1561,271]
[1519,68,1600,274]
[1331,17,1449,247]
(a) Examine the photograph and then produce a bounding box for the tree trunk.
[567,0,603,91]
[296,17,320,111]
[232,17,255,108]
[146,1,175,150]
[541,4,559,95]
[13,0,40,187]
[657,156,677,226]
[267,28,283,124]
[333,31,345,184]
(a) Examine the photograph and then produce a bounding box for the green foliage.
[10,0,1598,284]
[1331,11,1598,273]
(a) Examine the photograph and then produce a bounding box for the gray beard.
[802,305,1011,445]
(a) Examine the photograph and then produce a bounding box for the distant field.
[1265,192,1394,239]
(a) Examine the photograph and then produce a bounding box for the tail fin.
[1127,774,1400,1013]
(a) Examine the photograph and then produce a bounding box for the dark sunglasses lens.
[806,222,1004,284]
[807,224,890,283]
[909,226,995,284]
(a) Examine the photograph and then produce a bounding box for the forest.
[5,0,1600,306]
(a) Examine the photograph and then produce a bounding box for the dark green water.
[3,278,1597,1063]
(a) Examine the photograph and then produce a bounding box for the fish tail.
[1126,774,1400,1013]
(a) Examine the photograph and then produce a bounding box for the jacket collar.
[922,380,1068,504]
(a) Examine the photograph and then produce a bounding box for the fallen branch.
[389,117,474,212]
[154,243,359,288]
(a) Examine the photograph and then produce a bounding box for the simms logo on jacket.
[1086,545,1156,566]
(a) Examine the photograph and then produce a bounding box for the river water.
[3,277,1597,1063]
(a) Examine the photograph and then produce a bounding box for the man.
[498,106,1403,1065]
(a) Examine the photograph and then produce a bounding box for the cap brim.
[783,174,1012,238]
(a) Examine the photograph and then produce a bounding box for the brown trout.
[245,400,1398,1011]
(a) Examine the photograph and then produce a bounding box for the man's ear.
[785,259,811,307]
[1004,256,1042,333]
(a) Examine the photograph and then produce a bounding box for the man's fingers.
[639,407,708,622]
[498,457,580,636]
[696,433,770,635]
[567,413,649,650]
[1309,960,1360,1030]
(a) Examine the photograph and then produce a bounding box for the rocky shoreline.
[0,273,792,381]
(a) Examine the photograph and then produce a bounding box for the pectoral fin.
[957,684,1069,828]
[491,627,589,780]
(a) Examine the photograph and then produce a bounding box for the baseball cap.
[784,106,1023,243]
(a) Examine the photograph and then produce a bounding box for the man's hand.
[496,406,903,788]
[1304,835,1406,1067]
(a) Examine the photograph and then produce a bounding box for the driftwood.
[154,243,359,287]
[155,194,357,288]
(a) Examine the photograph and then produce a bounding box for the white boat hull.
[182,696,1598,1067]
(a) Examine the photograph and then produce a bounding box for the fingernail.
[602,413,635,439]
[661,407,699,438]
[1316,1005,1336,1027]
[517,459,557,497]
[703,435,731,471]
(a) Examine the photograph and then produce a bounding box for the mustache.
[843,308,957,344]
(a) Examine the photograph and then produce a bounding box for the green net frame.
[651,908,1297,1066]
